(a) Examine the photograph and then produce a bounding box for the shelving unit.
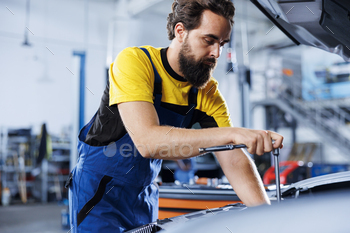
[39,135,70,203]
[0,127,71,204]
[0,127,36,204]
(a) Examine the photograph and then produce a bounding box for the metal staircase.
[252,75,350,157]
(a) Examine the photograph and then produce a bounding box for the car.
[126,171,350,233]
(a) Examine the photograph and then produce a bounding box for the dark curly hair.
[166,0,235,40]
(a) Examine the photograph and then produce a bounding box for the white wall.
[0,0,114,135]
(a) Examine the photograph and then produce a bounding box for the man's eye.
[205,39,214,45]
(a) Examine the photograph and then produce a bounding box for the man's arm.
[118,101,279,206]
[118,101,283,159]
[215,149,270,206]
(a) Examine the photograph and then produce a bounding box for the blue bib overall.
[68,48,198,232]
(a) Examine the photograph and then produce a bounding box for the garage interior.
[1,0,350,232]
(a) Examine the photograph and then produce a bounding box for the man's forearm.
[215,149,270,206]
[135,125,232,159]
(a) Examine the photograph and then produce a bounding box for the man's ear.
[174,22,187,43]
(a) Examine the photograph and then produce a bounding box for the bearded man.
[67,0,284,232]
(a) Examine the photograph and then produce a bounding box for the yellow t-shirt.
[85,46,232,146]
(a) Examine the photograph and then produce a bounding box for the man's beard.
[178,38,217,89]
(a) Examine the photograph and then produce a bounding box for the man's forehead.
[196,10,232,41]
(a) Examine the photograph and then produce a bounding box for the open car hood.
[126,171,350,232]
[250,0,350,61]
[280,170,350,198]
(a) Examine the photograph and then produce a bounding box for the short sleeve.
[198,79,233,128]
[109,47,154,106]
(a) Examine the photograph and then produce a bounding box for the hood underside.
[251,0,350,61]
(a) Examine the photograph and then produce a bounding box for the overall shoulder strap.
[139,47,162,96]
[188,87,198,108]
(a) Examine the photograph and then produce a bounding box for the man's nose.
[209,43,221,59]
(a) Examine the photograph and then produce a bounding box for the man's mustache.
[202,57,216,66]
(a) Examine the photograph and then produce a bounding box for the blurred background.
[1,0,350,232]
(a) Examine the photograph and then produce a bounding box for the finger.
[263,130,273,153]
[270,132,284,149]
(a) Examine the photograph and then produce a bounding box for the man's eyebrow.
[205,34,230,43]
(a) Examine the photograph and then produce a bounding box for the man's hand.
[229,128,283,156]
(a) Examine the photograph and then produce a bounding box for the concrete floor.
[0,203,69,233]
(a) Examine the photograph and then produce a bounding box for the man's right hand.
[229,127,283,155]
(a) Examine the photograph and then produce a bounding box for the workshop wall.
[0,0,114,135]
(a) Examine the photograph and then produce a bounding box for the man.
[68,0,284,232]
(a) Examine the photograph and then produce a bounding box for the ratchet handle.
[199,144,246,153]
[272,145,281,202]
